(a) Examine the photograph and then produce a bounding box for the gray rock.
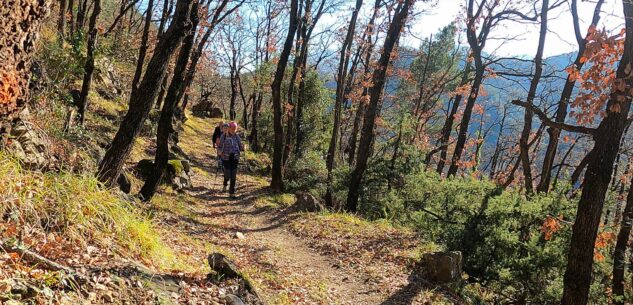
[294,192,325,212]
[234,232,245,239]
[7,113,50,170]
[420,251,462,283]
[135,159,192,191]
[94,57,121,99]
[207,253,240,279]
[224,294,245,305]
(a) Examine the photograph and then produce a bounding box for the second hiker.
[218,121,244,197]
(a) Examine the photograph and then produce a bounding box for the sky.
[407,0,626,58]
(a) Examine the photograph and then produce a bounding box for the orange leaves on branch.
[569,28,625,125]
[541,215,563,241]
[594,230,616,262]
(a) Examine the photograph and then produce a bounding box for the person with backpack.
[218,122,244,197]
[213,122,229,170]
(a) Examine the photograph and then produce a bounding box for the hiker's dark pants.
[222,159,239,194]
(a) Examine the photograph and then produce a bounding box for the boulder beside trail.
[192,103,223,118]
[293,192,326,213]
[207,253,240,279]
[6,109,50,170]
[420,251,462,283]
[134,159,192,191]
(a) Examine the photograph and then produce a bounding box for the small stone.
[224,294,245,305]
[102,292,114,303]
[234,232,245,239]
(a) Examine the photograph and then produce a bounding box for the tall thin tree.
[270,0,300,191]
[346,0,414,211]
[76,0,101,125]
[97,0,195,187]
[325,0,363,207]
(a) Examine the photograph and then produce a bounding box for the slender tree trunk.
[270,0,299,191]
[157,0,173,41]
[537,0,604,193]
[0,0,49,147]
[325,0,363,207]
[346,0,413,212]
[294,53,309,156]
[347,0,379,167]
[68,0,75,36]
[97,0,194,187]
[140,1,198,201]
[447,65,483,177]
[155,73,170,109]
[519,0,548,195]
[489,106,507,179]
[561,3,633,304]
[77,0,101,125]
[131,0,155,95]
[229,70,238,120]
[250,92,263,152]
[612,177,633,305]
[58,0,68,40]
[552,139,577,189]
[76,0,87,32]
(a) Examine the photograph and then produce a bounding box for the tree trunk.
[97,0,194,187]
[612,174,633,305]
[131,0,155,95]
[270,0,299,192]
[229,70,238,120]
[447,65,483,177]
[157,0,173,41]
[537,0,604,193]
[68,0,75,36]
[58,0,68,40]
[250,92,263,152]
[155,72,170,109]
[561,3,633,304]
[283,7,304,165]
[519,0,548,195]
[325,0,363,207]
[346,0,412,212]
[77,0,101,125]
[436,65,468,175]
[489,105,507,179]
[139,1,198,201]
[0,0,49,147]
[347,0,379,167]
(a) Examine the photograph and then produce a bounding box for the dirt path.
[175,159,386,304]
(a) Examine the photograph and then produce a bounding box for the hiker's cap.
[229,122,238,128]
[222,123,229,127]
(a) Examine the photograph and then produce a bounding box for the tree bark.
[140,0,198,201]
[77,0,101,125]
[346,0,413,212]
[131,0,155,95]
[157,0,173,41]
[537,0,604,193]
[68,0,75,36]
[58,0,68,40]
[270,0,299,192]
[436,62,470,174]
[0,0,49,147]
[325,0,363,207]
[347,0,380,167]
[518,0,549,195]
[561,2,633,304]
[97,0,194,187]
[612,174,633,305]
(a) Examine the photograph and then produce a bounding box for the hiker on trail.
[218,122,244,197]
[212,121,224,148]
[213,122,229,169]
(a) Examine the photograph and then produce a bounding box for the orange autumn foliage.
[568,28,625,125]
